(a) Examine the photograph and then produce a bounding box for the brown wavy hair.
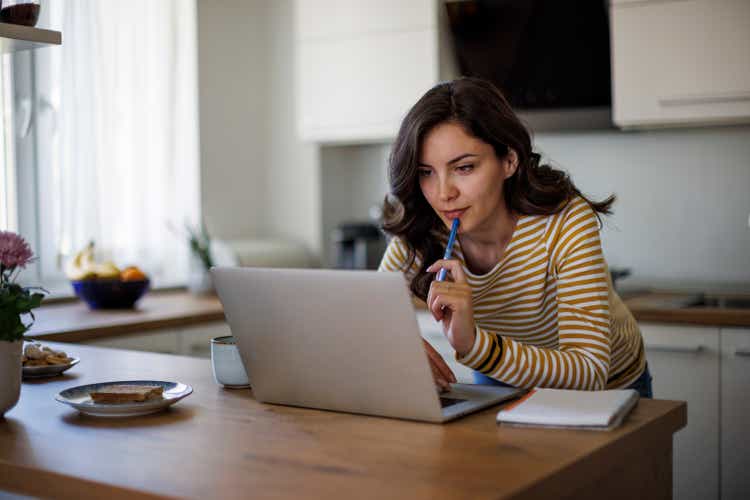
[381,77,615,301]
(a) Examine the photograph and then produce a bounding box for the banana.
[65,242,92,280]
[65,242,120,280]
[94,261,121,279]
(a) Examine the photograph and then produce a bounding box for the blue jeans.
[473,363,654,399]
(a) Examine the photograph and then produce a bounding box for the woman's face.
[417,121,516,234]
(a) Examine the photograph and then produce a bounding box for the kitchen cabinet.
[295,0,456,143]
[610,0,750,129]
[640,323,720,500]
[177,322,231,358]
[82,329,181,355]
[80,321,232,358]
[720,328,750,500]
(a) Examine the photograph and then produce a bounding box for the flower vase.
[0,340,23,417]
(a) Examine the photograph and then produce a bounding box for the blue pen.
[437,218,460,281]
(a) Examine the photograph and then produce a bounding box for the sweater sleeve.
[457,199,612,390]
[378,237,409,272]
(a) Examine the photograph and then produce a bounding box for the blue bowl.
[71,279,150,309]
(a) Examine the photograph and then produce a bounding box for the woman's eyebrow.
[418,153,478,168]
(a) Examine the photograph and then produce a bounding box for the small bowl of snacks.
[22,342,79,379]
[66,242,150,309]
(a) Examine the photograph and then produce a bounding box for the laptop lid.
[211,267,446,422]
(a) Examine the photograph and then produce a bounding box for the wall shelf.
[0,23,61,53]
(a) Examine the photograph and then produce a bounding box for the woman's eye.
[457,164,474,173]
[418,169,432,177]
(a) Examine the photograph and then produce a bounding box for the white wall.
[265,1,321,257]
[317,125,750,289]
[197,0,269,239]
[533,126,750,289]
[197,0,320,258]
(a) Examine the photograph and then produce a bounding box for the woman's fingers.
[429,362,449,391]
[426,259,469,284]
[428,282,468,322]
[423,339,457,383]
[429,289,463,322]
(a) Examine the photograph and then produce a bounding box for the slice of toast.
[89,385,164,404]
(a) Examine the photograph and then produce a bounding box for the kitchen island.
[1,343,686,499]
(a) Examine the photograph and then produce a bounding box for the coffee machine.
[331,222,386,270]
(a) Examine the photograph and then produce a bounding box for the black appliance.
[445,0,611,110]
[331,222,386,270]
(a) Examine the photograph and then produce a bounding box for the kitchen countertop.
[25,287,750,345]
[26,290,226,342]
[0,343,686,499]
[620,289,750,327]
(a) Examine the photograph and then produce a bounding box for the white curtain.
[35,0,200,284]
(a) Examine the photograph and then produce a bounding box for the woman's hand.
[426,259,476,357]
[423,339,456,392]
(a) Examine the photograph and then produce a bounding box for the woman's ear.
[504,149,519,179]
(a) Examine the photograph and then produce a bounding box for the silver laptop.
[211,267,524,423]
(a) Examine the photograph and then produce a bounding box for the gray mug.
[210,336,250,388]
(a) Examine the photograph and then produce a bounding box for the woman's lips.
[441,208,468,220]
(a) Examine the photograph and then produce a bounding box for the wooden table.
[0,343,686,500]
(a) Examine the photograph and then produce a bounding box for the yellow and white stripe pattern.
[379,196,645,390]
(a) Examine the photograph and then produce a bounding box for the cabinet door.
[295,0,438,143]
[640,323,720,500]
[297,30,437,143]
[720,328,750,500]
[81,329,180,355]
[610,0,750,128]
[177,322,232,359]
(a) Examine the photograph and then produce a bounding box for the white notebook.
[496,388,640,431]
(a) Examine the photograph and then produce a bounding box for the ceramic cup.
[210,336,250,388]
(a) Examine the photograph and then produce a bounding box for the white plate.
[55,380,193,417]
[23,357,80,379]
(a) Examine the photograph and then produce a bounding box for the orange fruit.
[120,266,147,281]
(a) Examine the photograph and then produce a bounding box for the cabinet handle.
[659,92,750,107]
[645,343,704,354]
[735,349,750,357]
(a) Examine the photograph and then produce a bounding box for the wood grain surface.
[1,343,686,499]
[26,291,225,342]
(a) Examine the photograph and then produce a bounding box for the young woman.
[378,77,651,398]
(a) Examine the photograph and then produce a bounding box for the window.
[0,55,16,231]
[9,0,200,293]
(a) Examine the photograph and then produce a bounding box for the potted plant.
[0,231,44,417]
[184,221,214,295]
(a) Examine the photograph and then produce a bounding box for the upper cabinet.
[295,0,455,144]
[610,0,750,129]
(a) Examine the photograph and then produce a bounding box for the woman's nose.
[437,176,458,202]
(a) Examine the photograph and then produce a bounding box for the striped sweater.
[378,196,646,390]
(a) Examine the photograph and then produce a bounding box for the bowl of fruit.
[66,242,150,309]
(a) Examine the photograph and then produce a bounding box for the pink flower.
[0,231,34,269]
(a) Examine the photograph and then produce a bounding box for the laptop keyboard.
[440,396,467,408]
